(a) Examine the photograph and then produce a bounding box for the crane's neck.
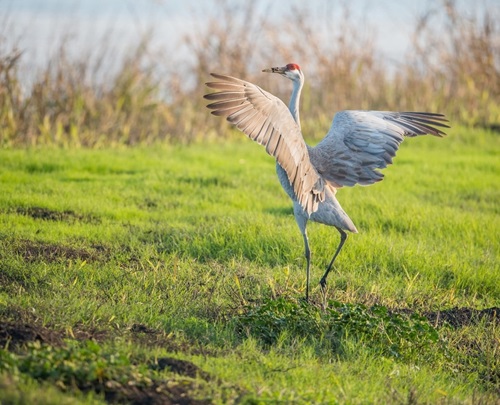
[289,78,303,129]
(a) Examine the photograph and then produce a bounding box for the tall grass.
[0,40,178,147]
[1,0,499,147]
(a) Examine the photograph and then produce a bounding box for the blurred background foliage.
[0,0,499,147]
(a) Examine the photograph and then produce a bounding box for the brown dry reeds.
[1,0,499,147]
[0,39,180,147]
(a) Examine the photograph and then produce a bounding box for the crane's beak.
[262,66,287,74]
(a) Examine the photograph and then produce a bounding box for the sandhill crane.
[204,63,449,301]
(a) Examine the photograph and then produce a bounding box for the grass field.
[0,125,499,403]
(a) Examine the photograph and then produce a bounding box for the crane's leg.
[302,229,311,302]
[319,228,347,290]
[294,207,310,301]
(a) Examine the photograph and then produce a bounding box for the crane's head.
[262,63,303,83]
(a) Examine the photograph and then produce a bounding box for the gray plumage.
[204,63,449,301]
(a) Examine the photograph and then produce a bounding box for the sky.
[1,0,498,78]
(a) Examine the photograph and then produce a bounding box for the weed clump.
[235,297,439,360]
[0,341,153,392]
[0,341,214,404]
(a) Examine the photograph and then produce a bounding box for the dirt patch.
[102,381,211,405]
[0,310,196,354]
[0,319,193,354]
[177,176,235,189]
[0,320,109,349]
[130,323,199,354]
[13,239,109,263]
[0,322,65,349]
[154,357,213,381]
[390,306,499,328]
[14,206,100,224]
[423,307,499,328]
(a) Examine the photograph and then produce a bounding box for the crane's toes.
[319,277,327,289]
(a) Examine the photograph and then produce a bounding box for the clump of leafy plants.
[235,297,440,359]
[0,340,229,403]
[0,340,154,391]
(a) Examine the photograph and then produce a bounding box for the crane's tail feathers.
[300,176,325,217]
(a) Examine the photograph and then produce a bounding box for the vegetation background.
[0,0,499,404]
[1,0,499,146]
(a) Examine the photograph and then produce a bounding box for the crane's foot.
[319,278,329,308]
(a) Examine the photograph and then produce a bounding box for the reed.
[1,1,498,147]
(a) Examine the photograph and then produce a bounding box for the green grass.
[0,125,499,403]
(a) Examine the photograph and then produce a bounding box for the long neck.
[289,78,303,129]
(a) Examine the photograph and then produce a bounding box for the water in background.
[1,0,495,82]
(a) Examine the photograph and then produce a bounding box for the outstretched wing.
[204,73,325,215]
[309,111,449,187]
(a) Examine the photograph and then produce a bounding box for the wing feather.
[310,110,449,187]
[205,73,325,215]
